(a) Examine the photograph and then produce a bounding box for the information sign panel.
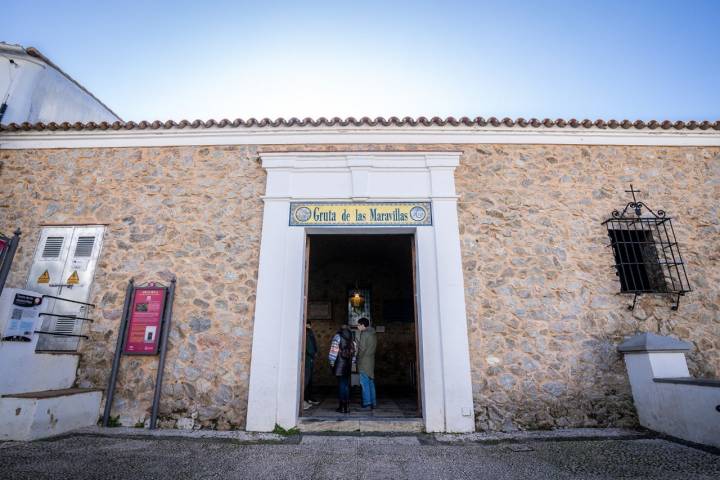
[123,286,166,355]
[2,293,42,341]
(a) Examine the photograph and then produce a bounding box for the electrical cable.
[1,57,20,122]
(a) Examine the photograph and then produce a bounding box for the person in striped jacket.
[328,325,355,413]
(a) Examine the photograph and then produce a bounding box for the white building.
[0,43,120,124]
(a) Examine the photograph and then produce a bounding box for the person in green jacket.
[303,320,319,410]
[356,317,377,409]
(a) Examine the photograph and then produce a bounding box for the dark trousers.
[304,357,314,401]
[338,374,350,401]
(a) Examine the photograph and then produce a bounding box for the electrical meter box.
[0,288,45,342]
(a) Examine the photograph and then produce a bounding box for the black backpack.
[339,336,354,359]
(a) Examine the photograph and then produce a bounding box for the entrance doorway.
[301,234,420,419]
[246,152,475,433]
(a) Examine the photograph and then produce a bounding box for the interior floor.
[303,386,419,419]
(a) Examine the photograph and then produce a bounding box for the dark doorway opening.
[301,234,420,419]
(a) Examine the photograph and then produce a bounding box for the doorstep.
[298,417,423,433]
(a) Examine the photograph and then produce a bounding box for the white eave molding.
[1,125,720,149]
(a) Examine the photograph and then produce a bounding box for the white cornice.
[260,151,461,200]
[260,151,461,170]
[1,125,720,149]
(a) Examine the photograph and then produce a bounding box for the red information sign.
[123,286,167,355]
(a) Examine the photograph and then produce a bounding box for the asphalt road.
[1,434,719,479]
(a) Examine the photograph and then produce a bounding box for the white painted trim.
[2,125,720,149]
[245,152,476,432]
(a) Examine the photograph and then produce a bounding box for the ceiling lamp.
[350,282,365,309]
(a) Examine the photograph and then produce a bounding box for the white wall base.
[0,351,79,394]
[0,390,102,441]
[0,288,81,394]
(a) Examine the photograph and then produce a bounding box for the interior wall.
[306,235,416,389]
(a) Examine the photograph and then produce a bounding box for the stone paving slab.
[301,435,421,446]
[1,431,719,480]
[433,427,649,444]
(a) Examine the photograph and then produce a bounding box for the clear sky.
[4,0,719,121]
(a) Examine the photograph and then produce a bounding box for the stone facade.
[456,144,720,431]
[0,143,718,431]
[0,145,265,429]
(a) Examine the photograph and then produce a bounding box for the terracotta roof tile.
[1,116,719,132]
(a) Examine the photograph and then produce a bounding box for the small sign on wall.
[1,293,42,341]
[123,286,167,355]
[308,301,332,320]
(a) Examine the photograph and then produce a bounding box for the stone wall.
[1,143,718,431]
[0,145,266,429]
[455,144,720,431]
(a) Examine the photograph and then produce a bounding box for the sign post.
[102,278,134,427]
[0,229,21,297]
[102,277,176,429]
[149,278,176,429]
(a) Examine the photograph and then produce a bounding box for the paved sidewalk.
[1,429,718,479]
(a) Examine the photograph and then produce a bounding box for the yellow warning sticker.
[37,270,50,284]
[67,271,80,285]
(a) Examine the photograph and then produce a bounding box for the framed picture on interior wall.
[308,301,332,320]
[347,286,371,327]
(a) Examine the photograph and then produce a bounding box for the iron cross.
[625,184,641,204]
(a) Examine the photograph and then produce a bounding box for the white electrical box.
[0,288,45,342]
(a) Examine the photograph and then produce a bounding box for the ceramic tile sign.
[289,202,432,226]
[123,286,167,355]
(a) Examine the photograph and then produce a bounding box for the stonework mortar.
[0,143,718,431]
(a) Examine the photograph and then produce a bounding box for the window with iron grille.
[602,186,690,310]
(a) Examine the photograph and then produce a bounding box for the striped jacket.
[328,333,357,367]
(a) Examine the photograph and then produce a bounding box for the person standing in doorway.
[328,325,354,414]
[357,317,377,409]
[303,320,319,410]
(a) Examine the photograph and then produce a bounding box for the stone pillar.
[618,333,690,430]
[618,333,720,448]
[617,333,692,436]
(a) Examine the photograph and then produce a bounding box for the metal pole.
[102,278,134,427]
[149,277,176,430]
[0,228,21,297]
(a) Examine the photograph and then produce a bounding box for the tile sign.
[289,202,432,226]
[123,286,167,355]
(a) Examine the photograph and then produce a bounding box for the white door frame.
[245,152,475,432]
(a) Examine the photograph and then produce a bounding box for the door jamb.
[298,234,311,416]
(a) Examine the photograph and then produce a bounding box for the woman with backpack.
[328,325,355,414]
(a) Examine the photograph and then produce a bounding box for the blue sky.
[4,1,719,121]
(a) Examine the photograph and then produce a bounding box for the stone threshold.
[298,417,424,433]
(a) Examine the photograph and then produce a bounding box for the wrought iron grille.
[601,186,691,310]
